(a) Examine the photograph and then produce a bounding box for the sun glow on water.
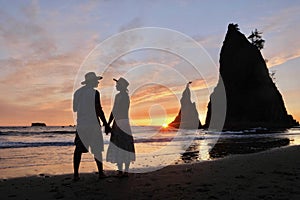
[162,123,168,128]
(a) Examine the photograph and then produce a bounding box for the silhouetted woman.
[106,77,135,177]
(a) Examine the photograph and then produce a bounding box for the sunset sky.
[0,0,300,126]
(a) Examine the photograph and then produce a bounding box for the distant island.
[31,122,47,127]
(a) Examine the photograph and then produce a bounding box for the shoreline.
[1,145,300,199]
[0,141,293,180]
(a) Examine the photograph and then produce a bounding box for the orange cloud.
[267,50,300,68]
[0,98,74,126]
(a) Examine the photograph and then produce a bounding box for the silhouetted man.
[73,72,110,181]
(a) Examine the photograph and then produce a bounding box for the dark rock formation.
[31,122,47,127]
[209,136,290,158]
[205,24,298,130]
[169,83,202,129]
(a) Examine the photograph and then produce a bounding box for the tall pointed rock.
[205,24,298,130]
[169,82,202,129]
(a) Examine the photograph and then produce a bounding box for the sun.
[162,123,168,128]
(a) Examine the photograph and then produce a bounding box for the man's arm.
[73,91,78,112]
[95,91,108,126]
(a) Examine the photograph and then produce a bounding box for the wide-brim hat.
[81,72,103,85]
[113,77,129,88]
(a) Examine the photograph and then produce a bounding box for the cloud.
[130,84,178,105]
[0,52,82,99]
[259,6,300,33]
[0,2,109,126]
[193,33,223,49]
[0,7,57,59]
[21,0,40,20]
[77,0,100,13]
[0,98,74,126]
[88,46,216,125]
[119,17,143,32]
[254,6,300,67]
[266,50,300,67]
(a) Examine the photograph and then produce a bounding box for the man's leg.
[95,153,106,178]
[95,158,104,175]
[73,147,82,180]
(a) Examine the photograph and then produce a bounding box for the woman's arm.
[108,112,114,125]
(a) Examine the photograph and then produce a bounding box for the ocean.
[1,126,300,178]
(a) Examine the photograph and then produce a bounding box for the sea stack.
[205,24,298,130]
[169,82,202,129]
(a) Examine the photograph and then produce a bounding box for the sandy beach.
[1,145,300,200]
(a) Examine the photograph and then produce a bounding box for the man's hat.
[81,72,103,85]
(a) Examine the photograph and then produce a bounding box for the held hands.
[104,124,112,135]
[104,113,113,135]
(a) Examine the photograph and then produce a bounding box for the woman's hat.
[81,72,103,85]
[113,77,129,88]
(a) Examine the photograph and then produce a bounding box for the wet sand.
[1,145,300,200]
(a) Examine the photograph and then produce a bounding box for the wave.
[0,141,74,149]
[0,130,76,136]
[0,135,211,149]
[0,127,299,149]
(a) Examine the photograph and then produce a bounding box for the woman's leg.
[117,162,123,176]
[124,161,130,172]
[123,161,130,177]
[117,162,123,171]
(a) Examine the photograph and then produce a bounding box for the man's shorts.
[74,132,88,153]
